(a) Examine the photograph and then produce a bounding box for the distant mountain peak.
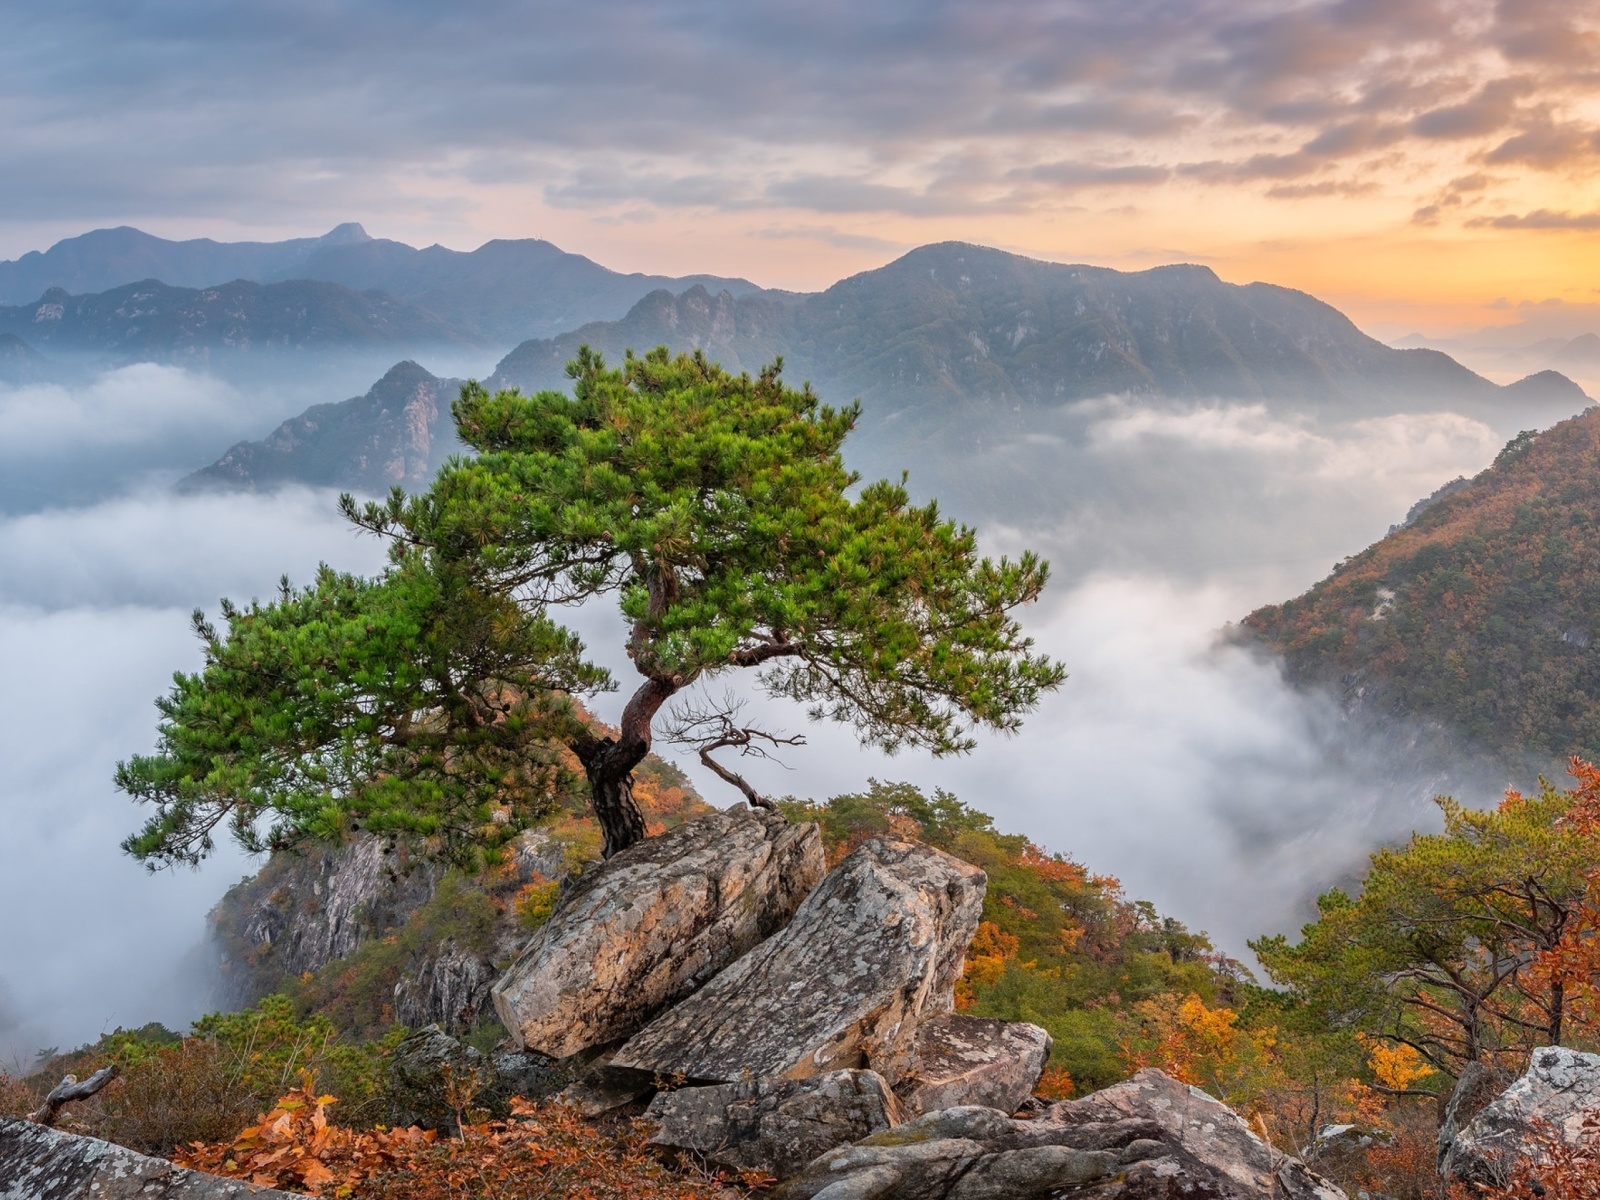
[320,222,371,245]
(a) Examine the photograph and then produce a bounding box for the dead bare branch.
[663,693,805,811]
[28,1064,119,1126]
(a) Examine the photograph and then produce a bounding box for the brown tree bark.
[573,676,678,859]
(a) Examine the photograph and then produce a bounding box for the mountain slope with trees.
[1243,405,1600,763]
[0,278,467,364]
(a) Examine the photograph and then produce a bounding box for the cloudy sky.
[5,1,1600,335]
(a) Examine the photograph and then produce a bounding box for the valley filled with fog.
[0,353,1564,1065]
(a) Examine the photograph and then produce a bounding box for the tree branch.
[28,1065,119,1126]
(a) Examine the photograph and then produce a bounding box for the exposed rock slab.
[386,1024,570,1129]
[1435,1060,1513,1170]
[615,837,985,1085]
[0,1117,296,1199]
[773,1070,1346,1200]
[492,807,824,1059]
[896,1015,1051,1116]
[647,1070,904,1178]
[1441,1045,1600,1185]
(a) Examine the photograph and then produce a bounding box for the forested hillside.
[1244,405,1600,761]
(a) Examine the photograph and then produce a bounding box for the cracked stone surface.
[491,807,824,1058]
[647,1070,904,1178]
[1441,1046,1600,1186]
[0,1118,296,1199]
[772,1070,1346,1200]
[895,1015,1051,1117]
[614,836,986,1085]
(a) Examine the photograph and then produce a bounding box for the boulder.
[1435,1060,1513,1171]
[0,1116,297,1198]
[386,1024,570,1129]
[1440,1045,1600,1186]
[557,1058,658,1118]
[614,837,985,1085]
[895,1015,1051,1116]
[647,1070,904,1179]
[491,807,824,1058]
[773,1070,1346,1200]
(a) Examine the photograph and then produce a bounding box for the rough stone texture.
[1435,1060,1514,1171]
[386,1025,570,1129]
[211,826,572,1029]
[557,1059,658,1118]
[1441,1045,1600,1185]
[646,1070,904,1178]
[0,1117,296,1199]
[393,945,498,1031]
[895,1015,1051,1117]
[773,1070,1346,1200]
[615,837,986,1085]
[1305,1124,1391,1177]
[492,808,824,1059]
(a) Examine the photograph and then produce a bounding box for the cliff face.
[209,755,708,1033]
[182,360,461,493]
[210,829,570,1032]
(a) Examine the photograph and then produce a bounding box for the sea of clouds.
[0,361,1554,1064]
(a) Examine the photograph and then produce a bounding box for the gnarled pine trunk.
[574,676,678,859]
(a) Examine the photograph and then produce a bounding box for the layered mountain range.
[488,244,1579,431]
[0,223,765,346]
[0,278,466,365]
[179,241,1589,500]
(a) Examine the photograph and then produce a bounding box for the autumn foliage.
[1245,414,1600,762]
[175,1077,732,1199]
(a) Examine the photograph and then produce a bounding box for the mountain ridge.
[0,224,771,345]
[487,242,1585,438]
[0,277,468,365]
[181,359,462,493]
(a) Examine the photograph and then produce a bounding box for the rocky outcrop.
[492,808,824,1059]
[386,1024,571,1129]
[646,1070,904,1178]
[895,1016,1051,1117]
[614,837,986,1085]
[0,1117,296,1198]
[1440,1045,1600,1185]
[211,828,571,1029]
[773,1070,1346,1200]
[1435,1060,1513,1171]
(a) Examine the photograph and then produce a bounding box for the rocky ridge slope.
[183,359,462,492]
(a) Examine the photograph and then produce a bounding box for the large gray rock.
[491,807,824,1059]
[615,837,986,1085]
[386,1024,570,1129]
[1435,1060,1513,1170]
[647,1070,904,1178]
[774,1070,1346,1200]
[0,1117,296,1199]
[1441,1045,1600,1185]
[896,1015,1051,1117]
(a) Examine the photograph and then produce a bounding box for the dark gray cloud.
[1,1,1597,239]
[1469,208,1600,229]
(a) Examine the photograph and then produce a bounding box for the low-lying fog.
[0,361,1566,1066]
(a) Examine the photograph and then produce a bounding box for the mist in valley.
[0,354,1572,1065]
